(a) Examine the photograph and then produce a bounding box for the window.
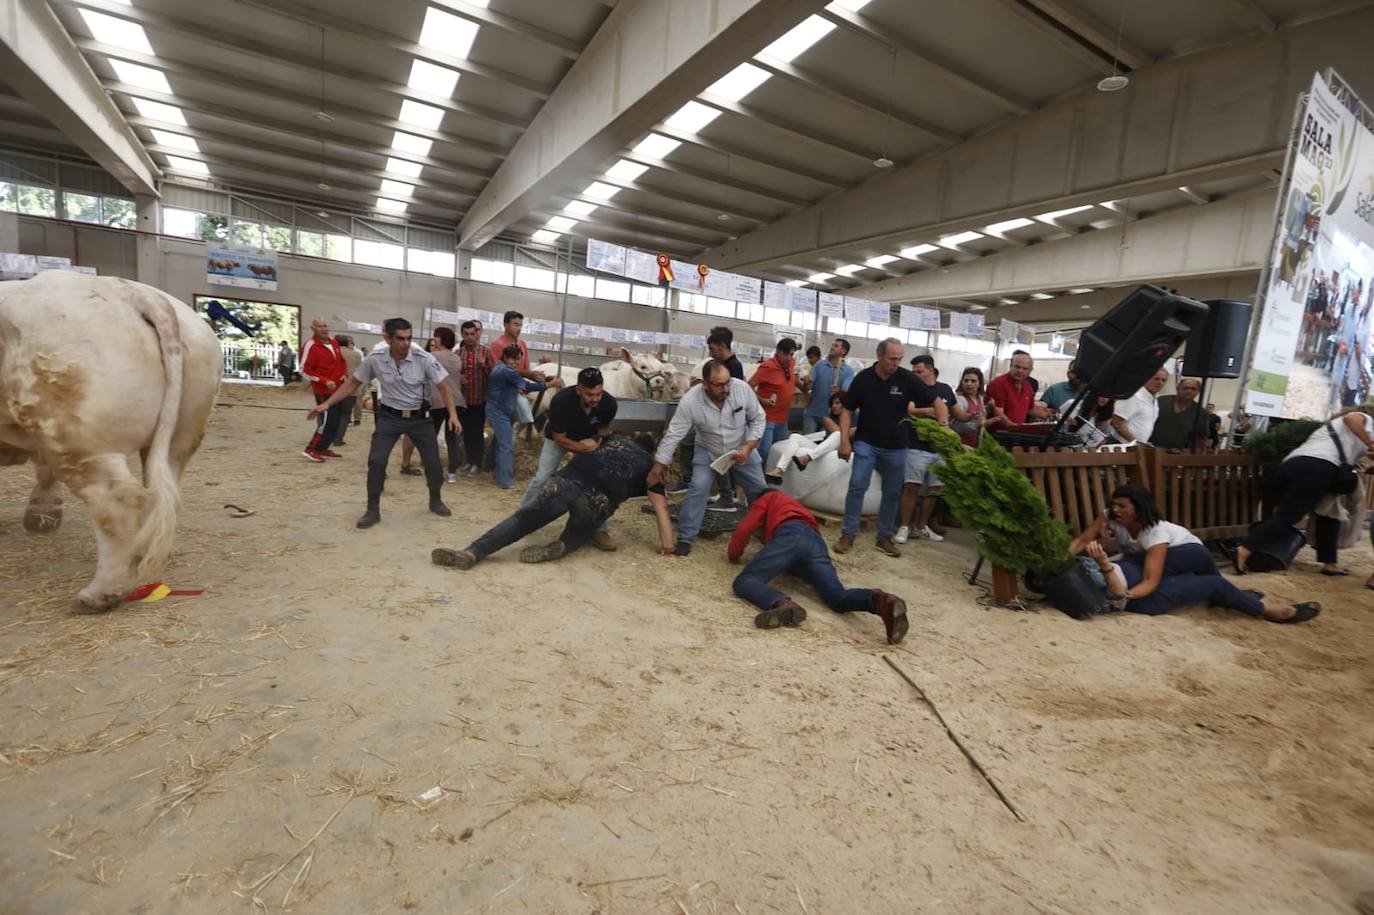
[487,259,513,286]
[63,192,100,223]
[563,274,595,298]
[324,233,351,262]
[230,220,264,247]
[263,224,292,253]
[0,182,13,211]
[678,293,706,314]
[514,265,555,291]
[354,240,405,269]
[470,257,494,283]
[631,284,665,308]
[297,230,325,257]
[706,297,735,318]
[739,302,766,323]
[408,248,455,277]
[102,197,135,228]
[595,278,630,302]
[162,206,199,238]
[765,306,790,327]
[15,185,56,217]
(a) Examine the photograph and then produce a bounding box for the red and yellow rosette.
[656,253,673,284]
[697,263,709,291]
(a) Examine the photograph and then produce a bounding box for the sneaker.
[462,464,477,475]
[707,501,736,513]
[520,540,567,564]
[356,508,381,528]
[429,499,451,517]
[302,449,324,463]
[915,526,944,542]
[317,449,342,458]
[667,480,690,495]
[833,533,854,554]
[591,532,619,552]
[673,541,692,557]
[871,591,909,644]
[754,598,807,630]
[876,538,901,558]
[446,473,457,484]
[893,525,910,544]
[431,547,476,570]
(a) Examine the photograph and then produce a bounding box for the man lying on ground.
[727,490,909,643]
[431,433,674,569]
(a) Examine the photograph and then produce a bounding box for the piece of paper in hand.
[709,451,737,475]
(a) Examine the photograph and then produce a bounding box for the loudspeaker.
[1182,298,1252,378]
[1075,285,1210,400]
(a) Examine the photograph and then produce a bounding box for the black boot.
[428,492,451,517]
[357,498,381,529]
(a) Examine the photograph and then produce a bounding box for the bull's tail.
[123,281,186,577]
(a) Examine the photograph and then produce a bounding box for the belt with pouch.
[377,400,431,419]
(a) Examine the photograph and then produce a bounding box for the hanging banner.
[998,319,1019,343]
[668,258,698,292]
[898,305,921,329]
[967,314,986,337]
[947,311,970,336]
[730,274,762,305]
[1245,70,1374,417]
[762,281,789,310]
[624,249,660,286]
[900,305,943,331]
[1049,333,1079,356]
[585,238,627,275]
[207,244,278,290]
[818,291,844,319]
[844,296,868,323]
[703,268,733,299]
[788,287,817,312]
[867,301,891,325]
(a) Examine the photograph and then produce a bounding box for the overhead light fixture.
[317,181,331,190]
[1097,6,1130,91]
[316,210,329,218]
[380,179,414,198]
[716,213,731,221]
[375,197,408,214]
[899,243,938,258]
[150,129,199,152]
[1068,287,1095,294]
[78,9,153,54]
[312,110,334,123]
[165,155,209,176]
[873,156,893,169]
[1080,303,1093,309]
[407,59,459,98]
[1029,292,1053,300]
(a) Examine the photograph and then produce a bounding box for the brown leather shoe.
[755,598,807,629]
[876,538,901,558]
[834,533,854,554]
[592,531,619,552]
[872,591,908,644]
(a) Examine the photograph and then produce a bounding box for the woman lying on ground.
[1070,484,1319,622]
[764,392,845,484]
[431,433,674,568]
[1235,404,1374,577]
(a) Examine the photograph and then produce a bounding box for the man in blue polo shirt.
[804,338,854,434]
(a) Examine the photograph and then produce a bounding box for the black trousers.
[468,476,611,560]
[367,410,443,505]
[307,392,345,452]
[459,403,486,468]
[1243,456,1342,564]
[431,411,461,473]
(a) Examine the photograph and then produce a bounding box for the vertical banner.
[1245,70,1374,417]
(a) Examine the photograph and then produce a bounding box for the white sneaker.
[916,526,944,542]
[893,526,909,544]
[446,472,457,484]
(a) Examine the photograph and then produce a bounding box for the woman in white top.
[1071,484,1318,621]
[1236,405,1374,576]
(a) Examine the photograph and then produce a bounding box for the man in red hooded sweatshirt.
[727,489,909,643]
[299,315,349,462]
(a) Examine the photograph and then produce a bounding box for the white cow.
[0,274,222,612]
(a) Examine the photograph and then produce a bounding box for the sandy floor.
[2,382,1373,914]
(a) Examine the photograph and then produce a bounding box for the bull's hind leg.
[66,453,146,613]
[23,458,64,533]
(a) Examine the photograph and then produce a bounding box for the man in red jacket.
[727,490,909,643]
[299,316,349,462]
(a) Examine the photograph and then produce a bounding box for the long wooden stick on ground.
[882,655,1024,822]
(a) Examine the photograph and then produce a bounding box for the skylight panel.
[705,63,769,103]
[899,243,938,258]
[865,255,898,267]
[563,200,598,217]
[834,264,864,276]
[109,59,170,93]
[399,99,445,130]
[937,231,983,248]
[531,229,561,244]
[1029,292,1053,300]
[390,132,433,156]
[785,280,806,287]
[828,0,873,11]
[545,215,577,233]
[759,16,834,64]
[418,8,480,59]
[1034,205,1094,223]
[584,181,620,200]
[384,157,424,178]
[79,10,153,54]
[407,60,459,98]
[631,133,680,159]
[605,160,648,182]
[150,129,198,152]
[664,101,720,134]
[131,97,186,126]
[807,272,835,283]
[985,217,1034,234]
[380,179,415,198]
[165,155,208,176]
[375,197,408,214]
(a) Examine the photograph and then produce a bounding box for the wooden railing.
[1141,450,1267,541]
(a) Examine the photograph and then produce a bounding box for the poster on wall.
[818,291,844,319]
[1245,70,1374,418]
[207,243,278,290]
[585,238,627,275]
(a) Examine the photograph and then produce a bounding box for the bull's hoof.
[22,509,63,533]
[74,590,123,614]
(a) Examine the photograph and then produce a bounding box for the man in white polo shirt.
[1109,368,1168,446]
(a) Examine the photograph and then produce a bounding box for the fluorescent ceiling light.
[399,99,445,130]
[150,129,198,151]
[530,229,561,244]
[165,155,208,176]
[545,215,577,232]
[384,156,423,178]
[937,231,983,248]
[109,59,170,93]
[380,179,415,198]
[407,60,459,98]
[584,181,620,200]
[827,0,873,11]
[79,10,153,54]
[1029,292,1053,300]
[418,8,480,60]
[664,101,720,134]
[705,63,769,103]
[899,243,938,258]
[390,131,432,156]
[985,217,1034,234]
[563,200,598,217]
[865,255,898,267]
[375,197,408,214]
[834,263,864,276]
[785,280,806,287]
[632,133,680,159]
[807,272,835,283]
[1035,205,1094,223]
[131,97,186,127]
[605,159,648,182]
[759,15,834,63]
[1068,287,1096,294]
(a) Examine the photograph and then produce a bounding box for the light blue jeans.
[842,440,906,540]
[677,445,767,544]
[759,421,790,467]
[487,405,516,488]
[521,438,607,532]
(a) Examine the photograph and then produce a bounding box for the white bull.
[0,274,222,612]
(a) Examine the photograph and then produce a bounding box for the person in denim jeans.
[486,345,560,489]
[836,338,943,557]
[750,338,798,465]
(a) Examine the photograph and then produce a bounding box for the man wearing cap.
[520,366,620,550]
[307,317,460,529]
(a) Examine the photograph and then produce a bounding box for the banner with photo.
[207,244,278,290]
[1245,70,1374,417]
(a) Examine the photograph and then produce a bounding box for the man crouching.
[432,433,675,568]
[728,490,909,643]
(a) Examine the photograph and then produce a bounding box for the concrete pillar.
[0,209,17,252]
[134,193,163,289]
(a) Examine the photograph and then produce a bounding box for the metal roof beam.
[1220,0,1278,32]
[1021,0,1153,70]
[619,151,813,209]
[0,0,158,196]
[429,0,584,61]
[817,6,1031,116]
[990,0,1116,75]
[695,92,875,164]
[458,0,828,250]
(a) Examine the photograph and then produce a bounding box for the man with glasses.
[985,350,1050,430]
[308,317,460,528]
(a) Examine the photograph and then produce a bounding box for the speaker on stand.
[1180,298,1253,448]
